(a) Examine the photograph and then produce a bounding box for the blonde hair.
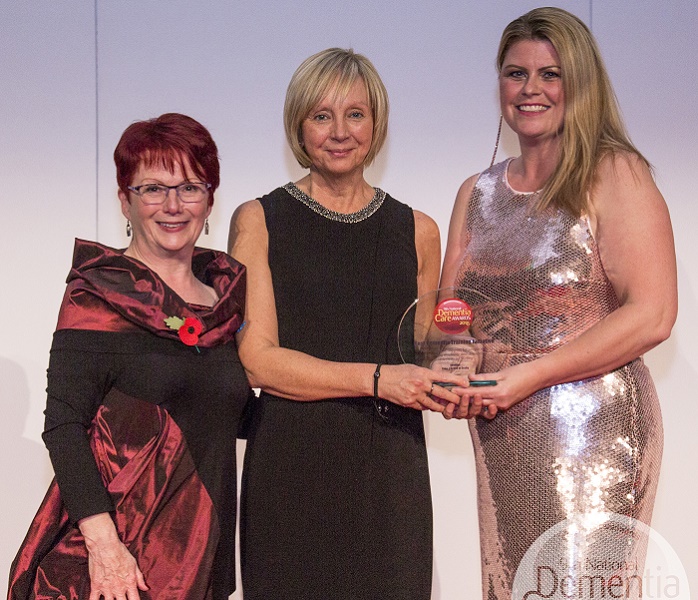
[497,7,648,216]
[284,48,389,169]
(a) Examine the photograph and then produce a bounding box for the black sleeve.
[42,330,116,523]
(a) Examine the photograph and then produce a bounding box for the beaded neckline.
[283,182,385,223]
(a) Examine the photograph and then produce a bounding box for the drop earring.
[204,219,210,235]
[126,221,132,237]
[490,115,503,168]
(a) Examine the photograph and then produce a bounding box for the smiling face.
[119,158,211,263]
[300,78,374,179]
[499,38,565,146]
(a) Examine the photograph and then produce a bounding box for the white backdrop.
[1,1,696,598]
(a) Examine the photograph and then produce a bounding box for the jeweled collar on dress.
[283,182,386,223]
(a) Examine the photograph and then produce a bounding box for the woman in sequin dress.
[440,8,677,599]
[228,48,469,600]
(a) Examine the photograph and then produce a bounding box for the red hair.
[114,113,220,205]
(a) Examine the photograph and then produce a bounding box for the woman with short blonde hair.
[230,47,468,599]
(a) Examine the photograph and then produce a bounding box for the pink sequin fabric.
[456,160,663,599]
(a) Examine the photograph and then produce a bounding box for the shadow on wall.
[0,357,53,592]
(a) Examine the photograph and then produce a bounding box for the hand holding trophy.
[398,287,504,418]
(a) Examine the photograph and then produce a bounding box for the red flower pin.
[165,315,203,348]
[178,317,202,346]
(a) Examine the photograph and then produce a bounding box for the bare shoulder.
[597,150,650,176]
[229,199,264,230]
[449,173,481,227]
[413,210,441,270]
[591,151,664,218]
[455,173,481,205]
[413,209,440,241]
[227,199,266,258]
[412,209,441,264]
[447,172,481,241]
[594,151,656,198]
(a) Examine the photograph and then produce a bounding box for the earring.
[204,219,209,235]
[126,221,132,237]
[489,115,503,168]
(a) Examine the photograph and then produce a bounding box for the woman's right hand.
[377,363,469,413]
[79,513,148,600]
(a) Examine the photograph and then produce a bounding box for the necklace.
[284,182,385,223]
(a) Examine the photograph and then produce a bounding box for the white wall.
[0,0,98,587]
[2,1,696,597]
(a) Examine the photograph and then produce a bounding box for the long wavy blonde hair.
[497,7,648,216]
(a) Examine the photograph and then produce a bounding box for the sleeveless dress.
[456,160,663,599]
[9,239,250,600]
[239,184,432,600]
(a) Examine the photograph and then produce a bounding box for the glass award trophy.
[398,287,505,387]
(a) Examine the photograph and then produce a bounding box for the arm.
[440,175,478,290]
[468,153,677,410]
[44,332,147,598]
[413,209,441,297]
[43,340,115,521]
[228,200,468,411]
[438,176,497,419]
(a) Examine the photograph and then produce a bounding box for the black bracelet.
[373,363,382,399]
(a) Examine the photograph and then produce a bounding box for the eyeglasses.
[127,182,211,205]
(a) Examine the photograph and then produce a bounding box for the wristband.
[373,363,382,399]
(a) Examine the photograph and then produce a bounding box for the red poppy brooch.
[164,315,203,350]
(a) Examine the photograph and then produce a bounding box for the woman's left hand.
[451,362,541,418]
[79,513,149,600]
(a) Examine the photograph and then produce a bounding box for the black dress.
[9,239,250,600]
[240,184,433,600]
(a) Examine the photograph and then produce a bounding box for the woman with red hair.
[9,113,250,600]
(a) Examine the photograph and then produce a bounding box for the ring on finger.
[429,382,434,394]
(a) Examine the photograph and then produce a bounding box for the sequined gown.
[456,160,663,599]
